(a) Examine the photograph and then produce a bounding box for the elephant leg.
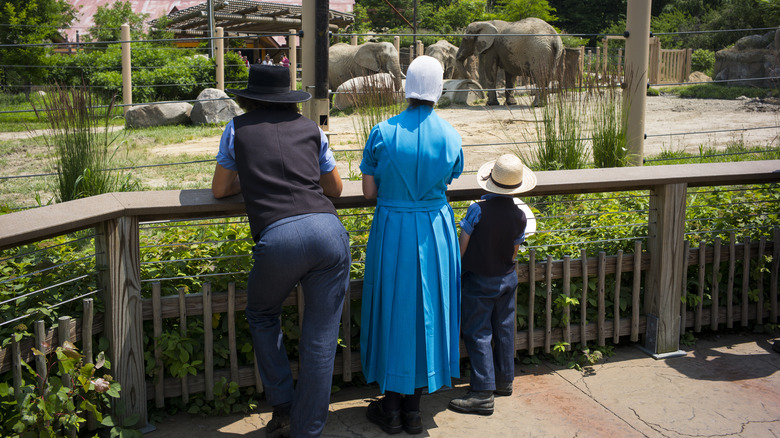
[504,75,517,106]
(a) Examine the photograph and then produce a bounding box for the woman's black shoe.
[367,399,403,434]
[401,410,423,434]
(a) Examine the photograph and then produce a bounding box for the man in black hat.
[212,64,351,437]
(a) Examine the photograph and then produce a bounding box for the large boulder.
[333,73,403,111]
[713,30,778,88]
[125,102,193,129]
[190,88,243,125]
[687,71,712,83]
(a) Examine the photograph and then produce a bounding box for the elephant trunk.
[456,40,473,63]
[387,54,405,91]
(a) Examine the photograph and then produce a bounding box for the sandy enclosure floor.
[150,94,780,177]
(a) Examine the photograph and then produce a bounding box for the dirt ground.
[149,94,780,176]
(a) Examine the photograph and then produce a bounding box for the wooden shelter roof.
[151,0,354,36]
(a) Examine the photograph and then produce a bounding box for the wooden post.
[580,249,588,347]
[563,255,571,350]
[645,183,686,355]
[121,24,131,115]
[393,36,400,63]
[624,0,651,165]
[545,255,552,354]
[289,29,298,91]
[528,249,535,354]
[203,283,214,401]
[216,27,225,91]
[95,217,147,428]
[350,35,358,46]
[152,283,164,408]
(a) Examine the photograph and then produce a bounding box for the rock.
[714,32,778,88]
[125,102,193,129]
[687,71,712,83]
[333,74,403,111]
[190,88,243,125]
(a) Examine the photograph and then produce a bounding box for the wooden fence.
[602,36,693,84]
[1,161,779,427]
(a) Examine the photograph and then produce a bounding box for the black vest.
[233,108,337,241]
[462,196,527,277]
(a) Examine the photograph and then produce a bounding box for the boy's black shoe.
[266,402,291,438]
[448,390,494,415]
[494,382,513,397]
[773,340,780,354]
[401,410,423,435]
[366,399,403,434]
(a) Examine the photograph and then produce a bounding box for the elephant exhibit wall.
[714,30,780,88]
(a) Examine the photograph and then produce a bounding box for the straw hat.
[227,64,311,103]
[477,154,537,195]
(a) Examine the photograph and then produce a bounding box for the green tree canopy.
[87,0,149,43]
[0,0,76,88]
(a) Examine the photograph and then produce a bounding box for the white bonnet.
[404,55,443,103]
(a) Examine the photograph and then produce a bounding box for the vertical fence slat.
[563,255,571,350]
[12,336,22,392]
[34,320,46,386]
[613,250,623,343]
[757,236,766,325]
[59,316,76,438]
[203,283,214,401]
[771,228,779,324]
[597,252,606,347]
[342,284,352,381]
[580,249,588,347]
[742,235,751,326]
[152,283,164,409]
[178,288,189,404]
[545,255,552,354]
[83,298,96,432]
[631,241,641,342]
[681,240,690,332]
[727,233,735,328]
[695,241,705,332]
[228,283,239,384]
[528,249,536,354]
[711,237,721,330]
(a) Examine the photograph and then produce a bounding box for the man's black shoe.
[266,402,291,438]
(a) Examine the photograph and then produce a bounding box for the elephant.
[328,42,405,92]
[456,18,563,106]
[425,40,478,80]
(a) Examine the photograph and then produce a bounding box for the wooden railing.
[1,160,779,427]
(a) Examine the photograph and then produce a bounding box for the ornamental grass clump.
[588,71,631,168]
[31,84,137,203]
[347,73,405,149]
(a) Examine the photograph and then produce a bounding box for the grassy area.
[0,92,125,132]
[659,83,780,99]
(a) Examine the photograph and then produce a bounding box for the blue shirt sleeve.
[215,119,237,171]
[459,202,482,235]
[319,128,336,174]
[359,125,382,176]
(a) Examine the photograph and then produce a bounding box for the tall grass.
[31,84,137,203]
[520,78,589,171]
[589,82,629,168]
[345,74,405,149]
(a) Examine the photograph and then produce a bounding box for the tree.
[490,0,557,23]
[0,0,76,89]
[87,0,149,43]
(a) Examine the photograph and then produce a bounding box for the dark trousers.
[460,270,517,391]
[245,213,351,437]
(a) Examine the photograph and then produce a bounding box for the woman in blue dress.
[360,56,464,435]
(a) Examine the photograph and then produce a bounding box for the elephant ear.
[471,22,498,55]
[354,44,381,73]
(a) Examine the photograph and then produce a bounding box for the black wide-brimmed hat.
[227,64,311,103]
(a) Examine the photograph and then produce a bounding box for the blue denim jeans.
[460,270,518,391]
[245,213,350,437]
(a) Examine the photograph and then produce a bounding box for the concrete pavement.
[148,332,780,437]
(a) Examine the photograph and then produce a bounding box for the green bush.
[691,49,715,77]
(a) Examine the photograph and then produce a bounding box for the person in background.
[360,55,463,435]
[448,154,536,416]
[263,54,273,65]
[211,64,350,438]
[281,54,290,68]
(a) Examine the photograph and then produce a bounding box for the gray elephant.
[328,42,405,92]
[456,18,563,106]
[425,40,478,80]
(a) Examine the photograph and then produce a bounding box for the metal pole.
[314,0,330,130]
[121,24,131,115]
[412,0,417,57]
[624,0,651,166]
[289,29,298,91]
[207,0,215,58]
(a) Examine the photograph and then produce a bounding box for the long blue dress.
[359,105,463,395]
